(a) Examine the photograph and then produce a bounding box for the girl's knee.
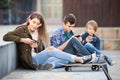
[46,46,55,51]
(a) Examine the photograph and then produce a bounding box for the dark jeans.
[63,37,91,56]
[45,37,91,68]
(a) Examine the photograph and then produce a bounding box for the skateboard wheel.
[65,67,72,71]
[91,65,100,71]
[65,67,69,71]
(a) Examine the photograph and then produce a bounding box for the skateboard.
[57,62,112,80]
[58,62,105,71]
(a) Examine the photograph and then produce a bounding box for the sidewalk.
[1,50,120,80]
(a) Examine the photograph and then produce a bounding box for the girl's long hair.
[26,11,49,47]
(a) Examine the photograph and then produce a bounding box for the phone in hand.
[75,35,81,37]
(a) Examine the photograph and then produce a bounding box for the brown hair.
[63,13,76,25]
[26,11,49,47]
[85,20,98,32]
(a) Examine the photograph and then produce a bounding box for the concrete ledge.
[0,42,17,79]
[73,27,120,50]
[95,28,120,39]
[73,27,120,39]
[104,39,120,50]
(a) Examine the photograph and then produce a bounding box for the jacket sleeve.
[94,37,100,50]
[3,27,23,42]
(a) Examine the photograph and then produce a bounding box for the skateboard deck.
[58,62,106,71]
[60,63,105,67]
[57,62,112,80]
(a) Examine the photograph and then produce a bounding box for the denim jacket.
[50,27,74,48]
[81,32,100,50]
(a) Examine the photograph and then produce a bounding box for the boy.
[81,20,114,66]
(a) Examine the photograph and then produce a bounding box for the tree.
[0,0,13,9]
[0,0,13,24]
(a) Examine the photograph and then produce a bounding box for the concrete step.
[73,27,120,39]
[104,39,120,50]
[73,27,120,50]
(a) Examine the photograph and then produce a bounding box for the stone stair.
[73,27,120,50]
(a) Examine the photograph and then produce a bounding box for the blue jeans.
[32,48,76,66]
[44,57,69,68]
[46,37,91,68]
[84,43,108,72]
[64,37,91,56]
[84,43,109,60]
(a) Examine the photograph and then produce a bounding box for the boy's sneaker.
[82,55,92,63]
[82,53,97,63]
[90,52,97,62]
[91,54,105,63]
[97,54,105,63]
[38,63,54,70]
[106,58,114,66]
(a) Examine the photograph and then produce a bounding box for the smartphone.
[75,35,81,37]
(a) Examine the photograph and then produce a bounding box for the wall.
[73,27,120,50]
[0,42,17,79]
[63,0,120,27]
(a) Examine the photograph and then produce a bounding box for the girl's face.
[86,24,95,36]
[28,18,42,33]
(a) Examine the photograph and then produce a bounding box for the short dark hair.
[63,13,76,24]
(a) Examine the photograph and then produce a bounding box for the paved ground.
[1,51,120,80]
[0,25,120,80]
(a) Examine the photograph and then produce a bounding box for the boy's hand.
[74,34,82,42]
[86,36,93,42]
[77,36,82,42]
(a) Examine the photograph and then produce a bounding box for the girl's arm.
[3,27,23,42]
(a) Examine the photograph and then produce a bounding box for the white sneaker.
[90,52,97,62]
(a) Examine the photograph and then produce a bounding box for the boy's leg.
[63,38,77,55]
[85,43,114,66]
[84,43,101,55]
[64,37,91,56]
[84,43,110,59]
